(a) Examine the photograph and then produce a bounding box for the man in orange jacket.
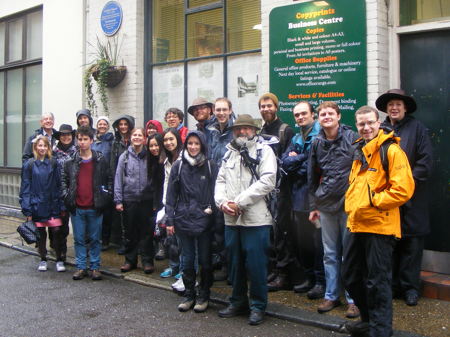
[342,106,414,337]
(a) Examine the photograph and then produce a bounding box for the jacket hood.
[183,130,209,157]
[112,115,135,137]
[76,109,93,127]
[145,120,163,134]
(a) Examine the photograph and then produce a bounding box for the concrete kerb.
[0,239,424,337]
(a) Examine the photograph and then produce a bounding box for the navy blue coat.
[282,121,321,212]
[19,158,63,221]
[166,131,218,235]
[382,115,433,236]
[92,132,114,164]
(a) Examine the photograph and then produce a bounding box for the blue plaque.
[101,1,123,36]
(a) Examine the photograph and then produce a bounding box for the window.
[400,0,450,25]
[0,8,42,168]
[149,0,262,124]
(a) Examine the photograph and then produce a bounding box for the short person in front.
[215,114,277,326]
[342,106,414,337]
[62,126,111,281]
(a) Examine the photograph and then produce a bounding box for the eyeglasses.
[356,120,378,128]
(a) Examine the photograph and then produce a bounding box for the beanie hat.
[96,116,110,127]
[258,92,279,109]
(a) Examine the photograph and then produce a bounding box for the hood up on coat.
[145,119,163,134]
[112,114,135,139]
[76,109,93,127]
[183,130,209,158]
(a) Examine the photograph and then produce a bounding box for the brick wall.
[86,0,145,128]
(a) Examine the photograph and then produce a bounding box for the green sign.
[269,0,367,126]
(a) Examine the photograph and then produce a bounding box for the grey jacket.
[114,146,150,203]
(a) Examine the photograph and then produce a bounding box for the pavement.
[1,210,449,337]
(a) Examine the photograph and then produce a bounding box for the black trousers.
[101,201,114,244]
[392,236,424,294]
[122,200,156,266]
[292,211,325,286]
[342,232,396,337]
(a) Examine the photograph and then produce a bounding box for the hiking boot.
[346,303,360,318]
[178,298,195,312]
[91,269,102,281]
[155,244,166,260]
[218,305,249,318]
[307,284,325,300]
[345,320,370,336]
[267,274,291,292]
[143,264,155,274]
[248,310,264,325]
[56,261,66,272]
[293,279,314,293]
[120,263,136,273]
[72,269,87,280]
[37,261,47,272]
[317,299,341,313]
[193,299,209,313]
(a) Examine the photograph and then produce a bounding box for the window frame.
[0,6,43,171]
[144,0,261,125]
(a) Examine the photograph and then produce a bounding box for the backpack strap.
[379,139,395,181]
[123,150,130,177]
[278,123,289,150]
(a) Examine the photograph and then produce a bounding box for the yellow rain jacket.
[345,130,415,238]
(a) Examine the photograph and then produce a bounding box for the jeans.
[71,208,103,270]
[320,210,353,303]
[177,230,212,299]
[225,225,270,312]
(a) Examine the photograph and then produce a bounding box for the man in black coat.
[258,93,298,292]
[22,112,58,163]
[376,89,433,306]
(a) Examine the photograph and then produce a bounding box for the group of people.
[19,89,433,336]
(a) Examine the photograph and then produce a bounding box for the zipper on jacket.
[367,183,374,207]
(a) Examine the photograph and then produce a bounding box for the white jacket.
[214,138,277,227]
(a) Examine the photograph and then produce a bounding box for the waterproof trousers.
[342,232,396,337]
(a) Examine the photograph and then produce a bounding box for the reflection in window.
[188,0,217,8]
[8,19,23,62]
[0,72,4,166]
[187,8,223,57]
[227,0,261,53]
[26,65,42,137]
[27,11,43,59]
[152,0,184,62]
[400,0,450,25]
[6,69,23,167]
[0,23,5,65]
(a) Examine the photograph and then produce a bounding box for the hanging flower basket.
[92,65,127,88]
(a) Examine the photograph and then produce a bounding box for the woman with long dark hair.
[166,131,217,313]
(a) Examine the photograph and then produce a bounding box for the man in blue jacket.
[281,101,325,299]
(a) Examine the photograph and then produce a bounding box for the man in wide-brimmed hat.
[376,89,433,307]
[215,114,277,326]
[187,97,214,132]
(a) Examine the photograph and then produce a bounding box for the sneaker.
[160,267,174,278]
[193,299,209,313]
[37,261,47,272]
[172,278,185,293]
[72,269,87,280]
[174,272,182,280]
[91,269,102,281]
[346,303,360,318]
[178,298,195,312]
[155,245,166,261]
[56,261,66,272]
